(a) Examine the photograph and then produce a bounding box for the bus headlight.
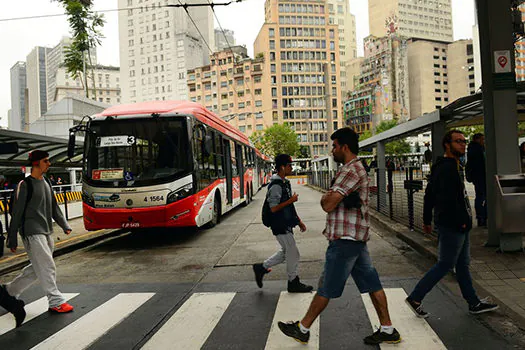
[167,184,193,204]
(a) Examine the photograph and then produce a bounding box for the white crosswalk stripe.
[0,293,78,336]
[31,293,154,350]
[361,288,446,349]
[0,288,454,349]
[265,292,319,349]
[141,292,235,350]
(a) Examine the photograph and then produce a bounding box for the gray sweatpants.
[6,234,66,308]
[263,232,299,281]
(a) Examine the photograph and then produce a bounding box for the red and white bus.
[70,101,272,230]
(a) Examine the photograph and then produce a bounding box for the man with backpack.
[2,150,74,327]
[253,154,313,293]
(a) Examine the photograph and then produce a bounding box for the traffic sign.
[494,50,511,73]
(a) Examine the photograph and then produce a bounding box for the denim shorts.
[317,239,383,298]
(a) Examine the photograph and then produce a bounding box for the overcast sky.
[0,0,476,128]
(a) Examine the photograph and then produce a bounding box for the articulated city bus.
[69,101,272,231]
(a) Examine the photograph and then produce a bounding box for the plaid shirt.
[323,158,370,242]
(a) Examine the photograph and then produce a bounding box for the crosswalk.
[0,286,502,350]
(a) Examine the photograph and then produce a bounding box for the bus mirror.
[67,132,76,158]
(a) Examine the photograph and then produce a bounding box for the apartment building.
[187,46,269,138]
[26,46,50,128]
[118,0,214,103]
[54,65,121,106]
[344,35,410,134]
[369,0,453,43]
[408,39,475,118]
[254,0,343,156]
[9,62,27,131]
[326,0,357,93]
[215,28,236,51]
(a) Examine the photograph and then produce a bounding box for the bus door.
[223,139,233,204]
[236,144,244,200]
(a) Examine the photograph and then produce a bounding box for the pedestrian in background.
[466,133,487,227]
[253,154,313,293]
[278,128,401,346]
[406,130,498,318]
[4,150,74,319]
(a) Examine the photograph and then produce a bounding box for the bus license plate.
[122,222,140,228]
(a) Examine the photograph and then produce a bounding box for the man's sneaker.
[363,327,401,345]
[405,297,429,318]
[252,263,271,288]
[469,300,499,314]
[49,302,74,313]
[277,321,310,344]
[287,276,313,293]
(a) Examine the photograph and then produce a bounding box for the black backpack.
[261,179,285,227]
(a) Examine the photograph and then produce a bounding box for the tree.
[53,0,105,98]
[363,120,411,155]
[455,125,485,142]
[249,124,300,158]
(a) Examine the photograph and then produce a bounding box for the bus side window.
[230,140,238,177]
[215,133,225,178]
[206,130,218,180]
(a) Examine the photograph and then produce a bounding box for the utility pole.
[476,0,521,248]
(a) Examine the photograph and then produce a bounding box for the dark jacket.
[267,175,299,235]
[466,142,485,185]
[423,157,472,232]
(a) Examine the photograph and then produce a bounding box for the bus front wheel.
[207,197,220,228]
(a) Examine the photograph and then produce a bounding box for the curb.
[0,229,127,276]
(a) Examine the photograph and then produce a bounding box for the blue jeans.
[409,227,480,306]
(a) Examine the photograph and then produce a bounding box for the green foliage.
[53,0,105,97]
[455,125,485,141]
[249,123,300,158]
[360,120,411,155]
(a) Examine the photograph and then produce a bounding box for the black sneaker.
[405,297,429,318]
[287,276,313,293]
[277,321,310,344]
[0,284,26,328]
[252,263,270,288]
[363,327,401,345]
[469,300,499,314]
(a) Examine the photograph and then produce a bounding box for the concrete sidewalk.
[369,209,525,329]
[0,217,123,275]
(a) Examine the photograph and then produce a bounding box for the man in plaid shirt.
[278,127,401,345]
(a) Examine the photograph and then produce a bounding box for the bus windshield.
[84,117,191,187]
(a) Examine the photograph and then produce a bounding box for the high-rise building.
[515,4,525,82]
[46,37,98,109]
[26,46,50,129]
[55,65,121,106]
[407,39,475,118]
[215,28,236,51]
[188,46,270,137]
[118,0,214,103]
[326,0,357,93]
[9,62,27,131]
[344,35,410,133]
[368,0,453,43]
[254,0,343,156]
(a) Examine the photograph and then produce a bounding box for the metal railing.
[308,161,477,236]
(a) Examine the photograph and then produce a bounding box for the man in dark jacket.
[405,130,498,318]
[466,133,487,227]
[252,154,312,293]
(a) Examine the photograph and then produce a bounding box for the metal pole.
[476,0,521,248]
[324,62,333,138]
